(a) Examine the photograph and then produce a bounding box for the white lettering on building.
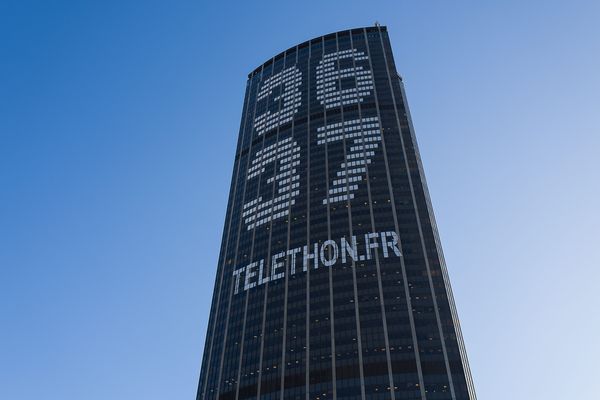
[232,231,402,294]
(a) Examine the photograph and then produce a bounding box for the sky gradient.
[1,1,599,399]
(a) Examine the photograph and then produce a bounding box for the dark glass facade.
[196,26,476,400]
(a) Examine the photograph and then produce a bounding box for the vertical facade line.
[397,79,477,400]
[279,46,300,400]
[357,27,396,400]
[344,31,367,400]
[304,40,312,400]
[231,60,275,400]
[197,79,253,400]
[360,28,426,399]
[324,34,337,400]
[256,51,289,400]
[375,26,456,399]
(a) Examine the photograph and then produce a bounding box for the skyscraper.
[196,26,476,400]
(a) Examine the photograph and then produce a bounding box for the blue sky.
[1,1,599,399]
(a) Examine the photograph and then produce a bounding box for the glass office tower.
[196,26,476,400]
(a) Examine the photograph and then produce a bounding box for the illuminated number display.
[243,48,382,228]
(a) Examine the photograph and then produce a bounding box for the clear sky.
[1,1,599,399]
